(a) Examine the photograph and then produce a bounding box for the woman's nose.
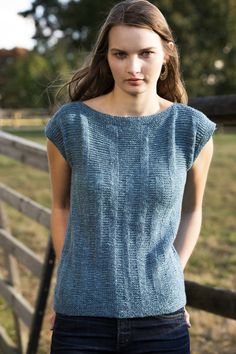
[127,57,141,75]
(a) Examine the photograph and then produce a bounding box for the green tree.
[0,50,55,108]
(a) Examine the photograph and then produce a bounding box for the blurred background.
[0,1,235,354]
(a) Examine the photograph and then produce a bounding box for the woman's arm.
[46,139,71,261]
[174,137,214,269]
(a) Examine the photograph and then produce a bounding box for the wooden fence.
[0,94,236,353]
[0,134,55,354]
[0,109,49,129]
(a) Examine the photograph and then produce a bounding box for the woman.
[45,0,216,353]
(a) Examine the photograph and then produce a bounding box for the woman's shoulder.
[52,96,109,119]
[82,95,110,114]
[159,99,204,120]
[174,102,213,125]
[48,101,89,127]
[175,102,203,115]
[174,102,217,139]
[52,101,82,116]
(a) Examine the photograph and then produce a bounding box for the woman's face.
[107,25,167,97]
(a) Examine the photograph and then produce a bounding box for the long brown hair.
[67,0,188,104]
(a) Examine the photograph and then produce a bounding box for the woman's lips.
[126,78,144,85]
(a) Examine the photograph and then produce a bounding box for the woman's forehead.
[108,25,163,49]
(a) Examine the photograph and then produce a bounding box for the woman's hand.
[184,307,191,328]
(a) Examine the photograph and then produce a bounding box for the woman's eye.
[141,51,154,58]
[114,52,127,59]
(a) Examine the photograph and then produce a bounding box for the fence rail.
[189,94,236,117]
[0,183,50,228]
[185,281,236,320]
[0,229,43,278]
[0,276,34,329]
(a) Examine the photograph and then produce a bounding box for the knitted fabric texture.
[45,101,216,318]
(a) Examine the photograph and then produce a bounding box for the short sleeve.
[188,109,217,170]
[44,108,68,162]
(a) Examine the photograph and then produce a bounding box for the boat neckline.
[76,101,179,125]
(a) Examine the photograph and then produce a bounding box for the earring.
[160,63,168,81]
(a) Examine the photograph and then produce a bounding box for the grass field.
[0,128,235,353]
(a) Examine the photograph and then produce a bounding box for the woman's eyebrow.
[110,47,157,52]
[110,48,126,52]
[139,47,157,51]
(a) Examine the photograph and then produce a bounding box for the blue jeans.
[51,307,190,353]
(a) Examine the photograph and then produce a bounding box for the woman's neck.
[106,89,162,117]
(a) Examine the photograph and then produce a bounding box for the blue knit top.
[45,101,216,318]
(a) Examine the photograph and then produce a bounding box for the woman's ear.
[164,41,174,63]
[168,41,174,51]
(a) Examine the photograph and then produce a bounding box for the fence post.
[26,237,55,354]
